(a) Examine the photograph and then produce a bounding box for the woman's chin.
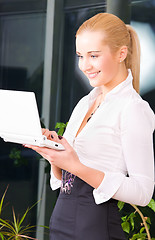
[89,79,100,88]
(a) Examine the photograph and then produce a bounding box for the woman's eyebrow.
[88,51,101,53]
[76,50,101,54]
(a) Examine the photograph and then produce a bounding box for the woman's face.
[76,31,121,90]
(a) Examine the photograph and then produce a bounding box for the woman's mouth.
[87,71,101,79]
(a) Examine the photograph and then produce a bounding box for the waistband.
[59,170,117,205]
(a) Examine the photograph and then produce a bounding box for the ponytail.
[125,25,141,93]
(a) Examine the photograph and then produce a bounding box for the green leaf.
[127,212,136,232]
[0,186,8,216]
[118,201,125,211]
[146,217,151,225]
[0,218,15,233]
[0,232,4,240]
[55,122,68,136]
[57,128,65,136]
[147,198,155,212]
[121,221,130,233]
[129,213,136,231]
[55,122,66,129]
[39,225,49,229]
[18,208,29,228]
[146,223,150,230]
[121,215,127,222]
[12,208,19,233]
[140,227,145,233]
[151,238,155,240]
[132,232,147,240]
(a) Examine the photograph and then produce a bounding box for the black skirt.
[49,170,126,240]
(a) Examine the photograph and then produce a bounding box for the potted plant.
[0,186,40,240]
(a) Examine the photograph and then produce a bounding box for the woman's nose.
[79,59,92,72]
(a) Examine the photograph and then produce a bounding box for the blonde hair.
[76,13,141,93]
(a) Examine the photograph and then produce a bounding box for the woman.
[25,13,155,239]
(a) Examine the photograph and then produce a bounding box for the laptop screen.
[0,89,42,138]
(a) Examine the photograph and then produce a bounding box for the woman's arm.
[113,101,155,205]
[41,128,105,186]
[25,134,105,188]
[51,165,62,180]
[41,129,62,181]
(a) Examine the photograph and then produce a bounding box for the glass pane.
[0,11,46,236]
[0,0,47,13]
[131,0,155,110]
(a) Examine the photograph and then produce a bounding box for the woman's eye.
[77,55,83,59]
[91,55,97,58]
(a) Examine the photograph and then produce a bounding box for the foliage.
[118,199,155,240]
[45,122,68,174]
[55,122,68,136]
[9,148,28,167]
[0,187,38,240]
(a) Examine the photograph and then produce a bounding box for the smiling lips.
[86,71,101,78]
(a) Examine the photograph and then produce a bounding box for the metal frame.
[36,0,64,238]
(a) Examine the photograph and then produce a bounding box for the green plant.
[9,147,28,167]
[55,122,68,136]
[118,199,155,240]
[44,122,68,174]
[0,187,38,240]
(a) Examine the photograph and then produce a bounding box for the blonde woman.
[25,13,155,240]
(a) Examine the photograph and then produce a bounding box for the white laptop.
[0,89,65,150]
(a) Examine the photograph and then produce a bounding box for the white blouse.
[50,69,155,206]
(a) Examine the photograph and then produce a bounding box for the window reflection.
[131,21,155,95]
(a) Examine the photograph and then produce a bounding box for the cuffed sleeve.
[93,172,125,204]
[50,168,61,190]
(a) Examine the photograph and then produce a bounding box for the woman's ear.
[118,46,128,63]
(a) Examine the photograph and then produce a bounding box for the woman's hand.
[42,128,55,140]
[24,131,81,175]
[25,129,105,189]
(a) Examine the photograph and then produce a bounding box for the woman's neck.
[100,65,128,99]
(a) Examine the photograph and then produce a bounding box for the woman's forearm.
[74,162,105,189]
[52,165,62,180]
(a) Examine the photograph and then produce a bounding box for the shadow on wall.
[0,66,28,90]
[142,88,155,113]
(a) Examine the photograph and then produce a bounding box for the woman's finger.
[42,128,47,134]
[50,131,59,140]
[42,128,51,138]
[24,144,54,156]
[42,129,59,141]
[57,136,72,150]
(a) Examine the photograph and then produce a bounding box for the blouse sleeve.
[50,168,61,190]
[93,100,155,206]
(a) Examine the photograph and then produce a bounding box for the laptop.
[0,89,65,151]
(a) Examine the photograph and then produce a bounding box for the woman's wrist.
[72,161,84,176]
[73,162,104,189]
[51,164,62,180]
